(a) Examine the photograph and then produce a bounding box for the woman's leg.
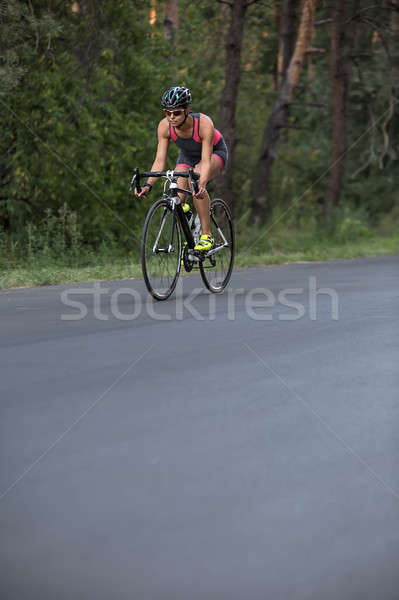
[193,155,223,235]
[175,162,190,203]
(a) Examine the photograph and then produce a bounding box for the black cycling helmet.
[161,86,192,109]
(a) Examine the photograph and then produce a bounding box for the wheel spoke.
[199,198,234,293]
[141,200,181,300]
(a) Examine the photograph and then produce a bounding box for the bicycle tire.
[141,199,181,300]
[199,198,234,293]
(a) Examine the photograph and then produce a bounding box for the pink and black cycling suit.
[169,112,228,170]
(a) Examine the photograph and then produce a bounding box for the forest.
[1,0,398,284]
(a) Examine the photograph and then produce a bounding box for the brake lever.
[130,167,141,193]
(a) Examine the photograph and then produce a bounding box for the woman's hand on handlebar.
[135,187,148,199]
[135,183,152,199]
[193,179,207,199]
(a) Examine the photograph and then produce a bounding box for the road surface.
[1,255,398,599]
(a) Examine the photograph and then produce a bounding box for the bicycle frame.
[133,167,229,260]
[133,168,198,249]
[153,188,230,261]
[151,200,193,254]
[172,197,195,249]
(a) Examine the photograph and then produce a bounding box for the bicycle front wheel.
[199,198,234,293]
[141,199,181,300]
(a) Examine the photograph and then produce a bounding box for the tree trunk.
[390,0,399,85]
[277,0,297,88]
[149,0,157,26]
[214,0,248,214]
[250,0,317,226]
[72,0,101,80]
[276,0,297,143]
[164,0,178,44]
[324,0,359,218]
[379,0,399,167]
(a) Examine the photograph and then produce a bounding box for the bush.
[330,205,372,243]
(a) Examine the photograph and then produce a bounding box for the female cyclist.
[134,86,228,252]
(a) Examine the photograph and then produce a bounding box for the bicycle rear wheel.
[199,198,234,293]
[141,199,181,300]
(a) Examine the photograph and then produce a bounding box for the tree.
[163,0,179,79]
[0,1,63,232]
[276,0,297,88]
[324,0,359,218]
[164,0,179,44]
[250,0,317,226]
[215,0,249,213]
[0,0,168,242]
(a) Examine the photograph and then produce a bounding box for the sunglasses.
[164,109,185,117]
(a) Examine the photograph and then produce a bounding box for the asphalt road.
[1,255,398,600]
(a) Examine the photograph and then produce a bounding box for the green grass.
[0,257,143,289]
[235,230,399,268]
[1,230,398,290]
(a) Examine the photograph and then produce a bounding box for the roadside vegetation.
[1,1,398,289]
[1,202,397,289]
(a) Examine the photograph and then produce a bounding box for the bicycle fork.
[152,202,195,255]
[152,207,172,253]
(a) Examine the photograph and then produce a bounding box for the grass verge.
[1,230,398,290]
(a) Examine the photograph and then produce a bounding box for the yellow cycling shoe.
[194,234,214,252]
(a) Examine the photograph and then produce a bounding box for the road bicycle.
[131,167,235,301]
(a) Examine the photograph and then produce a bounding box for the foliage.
[1,0,174,245]
[1,0,398,273]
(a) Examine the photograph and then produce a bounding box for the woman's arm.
[197,115,214,195]
[135,119,170,197]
